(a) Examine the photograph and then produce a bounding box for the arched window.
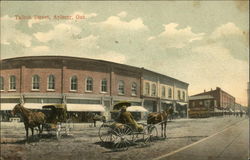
[151,84,156,96]
[86,77,93,91]
[9,75,16,90]
[178,90,181,100]
[101,79,107,92]
[118,80,125,95]
[162,86,166,97]
[145,82,150,96]
[0,76,4,91]
[182,91,185,100]
[168,88,172,98]
[131,82,137,96]
[47,75,55,90]
[32,75,40,90]
[70,76,77,91]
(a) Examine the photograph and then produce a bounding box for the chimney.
[204,89,206,93]
[211,88,213,91]
[216,87,221,90]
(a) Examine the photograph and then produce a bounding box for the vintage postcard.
[0,1,249,160]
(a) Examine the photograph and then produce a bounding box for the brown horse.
[147,107,173,138]
[12,103,46,141]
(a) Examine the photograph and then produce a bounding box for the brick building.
[0,56,189,121]
[191,87,235,110]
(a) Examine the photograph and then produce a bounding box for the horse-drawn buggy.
[42,104,73,139]
[98,102,159,151]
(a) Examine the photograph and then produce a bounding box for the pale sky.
[1,1,249,106]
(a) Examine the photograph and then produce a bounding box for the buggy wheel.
[112,124,134,151]
[143,125,158,143]
[99,123,114,143]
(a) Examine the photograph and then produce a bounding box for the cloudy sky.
[1,1,249,106]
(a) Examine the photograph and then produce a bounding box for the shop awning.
[0,103,16,110]
[127,106,149,112]
[214,108,223,113]
[67,104,105,112]
[162,100,172,104]
[177,102,187,105]
[0,103,48,110]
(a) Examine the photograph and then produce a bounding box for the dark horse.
[87,113,106,127]
[12,103,46,141]
[147,107,173,138]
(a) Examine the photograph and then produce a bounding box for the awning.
[0,103,15,110]
[162,100,172,104]
[0,103,48,110]
[67,104,105,112]
[127,106,148,112]
[177,102,187,105]
[24,103,57,110]
[214,108,223,113]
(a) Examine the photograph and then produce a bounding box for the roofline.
[1,55,189,85]
[142,68,189,86]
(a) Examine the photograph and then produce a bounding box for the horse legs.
[164,122,167,138]
[25,126,29,141]
[161,123,163,137]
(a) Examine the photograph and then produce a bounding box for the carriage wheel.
[99,123,114,143]
[112,124,134,151]
[143,125,158,143]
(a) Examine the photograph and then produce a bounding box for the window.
[70,76,77,91]
[161,86,166,97]
[86,77,93,92]
[131,82,137,96]
[145,82,150,96]
[151,84,156,96]
[182,91,185,100]
[168,88,172,98]
[199,101,203,105]
[118,80,125,95]
[192,102,195,107]
[101,79,107,93]
[32,75,40,90]
[177,90,181,100]
[47,75,55,90]
[0,77,4,91]
[9,75,16,90]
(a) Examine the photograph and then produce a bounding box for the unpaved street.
[1,116,248,160]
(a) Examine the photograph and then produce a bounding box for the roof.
[1,56,188,85]
[189,95,215,100]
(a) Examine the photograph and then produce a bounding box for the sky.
[1,1,249,106]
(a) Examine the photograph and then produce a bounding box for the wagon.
[42,104,73,139]
[98,101,158,151]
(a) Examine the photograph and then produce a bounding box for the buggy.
[42,104,73,139]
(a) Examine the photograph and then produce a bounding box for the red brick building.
[0,56,188,121]
[191,87,235,110]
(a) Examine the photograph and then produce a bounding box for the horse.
[12,103,46,141]
[87,113,106,127]
[147,107,173,138]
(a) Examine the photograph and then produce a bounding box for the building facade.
[0,56,188,121]
[191,87,235,110]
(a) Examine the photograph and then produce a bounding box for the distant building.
[0,56,189,121]
[192,87,235,110]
